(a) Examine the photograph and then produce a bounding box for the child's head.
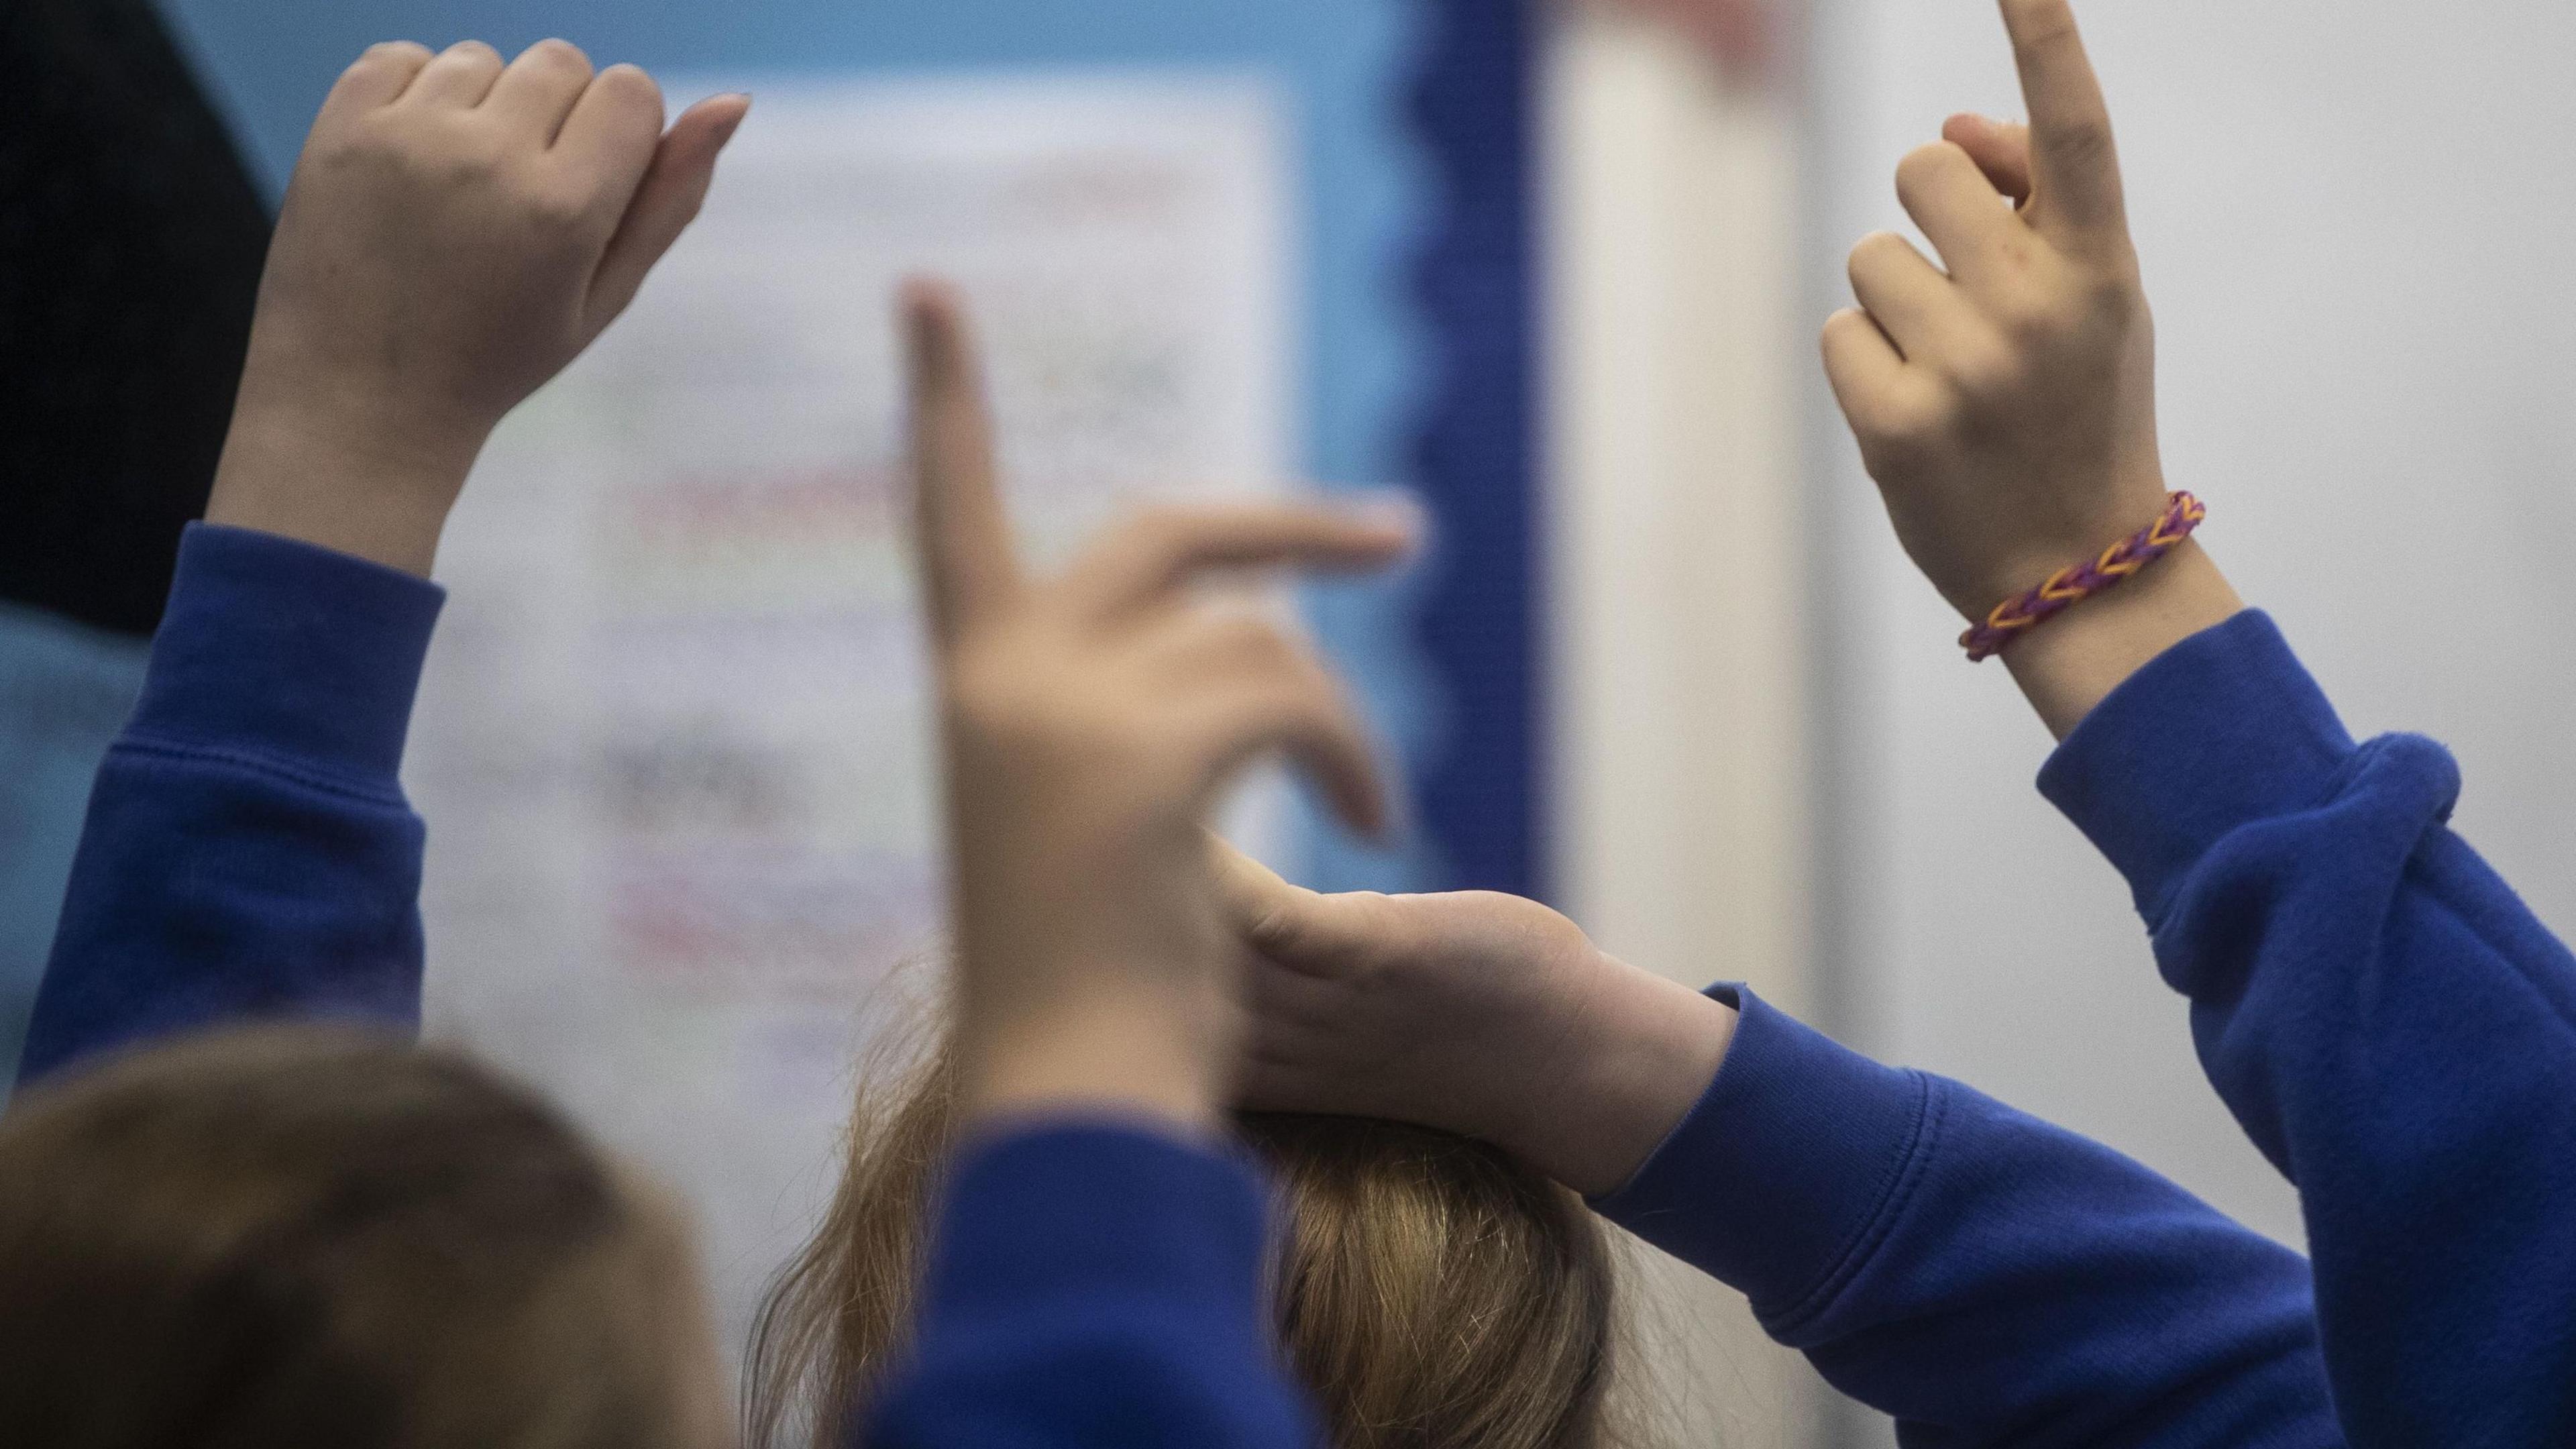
[751,1022,1626,1449]
[0,1027,731,1449]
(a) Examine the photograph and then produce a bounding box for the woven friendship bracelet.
[1960,491,2207,662]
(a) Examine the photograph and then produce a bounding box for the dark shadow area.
[1,0,272,636]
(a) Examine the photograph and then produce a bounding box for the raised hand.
[1216,843,1735,1195]
[1823,0,2240,731]
[904,283,1417,1132]
[207,40,750,576]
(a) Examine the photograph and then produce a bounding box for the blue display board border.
[1405,0,1543,899]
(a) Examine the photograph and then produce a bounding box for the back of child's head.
[0,1026,728,1449]
[749,1020,1626,1449]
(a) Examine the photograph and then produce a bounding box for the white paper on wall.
[406,74,1293,1363]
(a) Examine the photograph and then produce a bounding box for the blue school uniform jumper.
[20,523,2576,1447]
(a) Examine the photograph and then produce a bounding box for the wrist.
[955,981,1234,1138]
[1509,955,1737,1196]
[207,380,492,580]
[2002,537,2243,738]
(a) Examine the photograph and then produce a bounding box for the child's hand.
[206,41,749,576]
[1216,844,1737,1195]
[1825,0,2159,619]
[1823,0,2239,733]
[904,284,1417,1134]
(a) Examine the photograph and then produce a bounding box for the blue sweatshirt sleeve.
[2038,609,2576,1449]
[1596,987,2338,1448]
[15,523,443,1084]
[865,1122,1317,1449]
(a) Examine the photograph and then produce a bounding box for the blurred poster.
[407,76,1291,1357]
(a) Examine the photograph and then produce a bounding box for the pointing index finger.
[1998,0,2127,242]
[904,280,1022,644]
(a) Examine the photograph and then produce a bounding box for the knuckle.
[2078,265,2141,319]
[427,145,505,196]
[1894,142,1961,197]
[525,37,593,73]
[2049,118,2117,174]
[523,180,602,235]
[1986,229,2043,276]
[305,122,377,170]
[1847,230,1909,280]
[1240,899,1303,953]
[1942,334,2022,402]
[1343,893,1417,971]
[1864,390,1951,464]
[595,62,667,112]
[1821,307,1875,354]
[357,40,431,68]
[1990,288,2064,345]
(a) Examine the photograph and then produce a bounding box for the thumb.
[584,92,750,336]
[1210,835,1400,966]
[1210,835,1308,955]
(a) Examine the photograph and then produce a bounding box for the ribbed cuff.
[2037,609,2357,928]
[127,523,445,788]
[1591,987,1939,1326]
[922,1122,1273,1328]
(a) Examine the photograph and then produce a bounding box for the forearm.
[204,382,479,580]
[2041,610,2576,1447]
[1509,959,1737,1196]
[19,524,441,1083]
[956,979,1232,1138]
[1595,987,2339,1448]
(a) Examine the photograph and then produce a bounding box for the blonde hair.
[0,1026,713,1449]
[749,1010,1630,1449]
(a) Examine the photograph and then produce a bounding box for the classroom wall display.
[408,77,1297,1350]
[156,0,1541,1364]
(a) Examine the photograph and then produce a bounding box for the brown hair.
[0,1026,725,1449]
[748,1014,1630,1449]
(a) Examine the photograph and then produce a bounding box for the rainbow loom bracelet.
[1960,491,2207,662]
